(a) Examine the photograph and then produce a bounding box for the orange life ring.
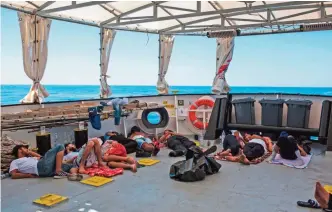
[188,98,215,129]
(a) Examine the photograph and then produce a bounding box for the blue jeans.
[37,144,73,177]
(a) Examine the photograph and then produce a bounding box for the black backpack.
[169,145,221,182]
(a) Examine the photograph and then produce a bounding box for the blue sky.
[1,8,332,87]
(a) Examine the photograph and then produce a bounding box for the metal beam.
[208,1,233,26]
[159,5,197,13]
[197,1,201,12]
[263,1,277,22]
[38,1,112,14]
[1,4,34,14]
[104,1,321,27]
[321,2,326,18]
[99,4,118,17]
[227,18,266,23]
[37,1,55,11]
[121,16,154,20]
[275,8,321,22]
[166,17,332,34]
[159,6,183,26]
[100,2,166,26]
[153,4,157,18]
[214,1,236,25]
[224,4,326,18]
[160,15,221,32]
[27,1,39,9]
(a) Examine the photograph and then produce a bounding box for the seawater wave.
[1,85,331,105]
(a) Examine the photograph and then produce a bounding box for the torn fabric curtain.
[157,34,174,95]
[18,12,51,103]
[211,35,235,94]
[100,28,116,98]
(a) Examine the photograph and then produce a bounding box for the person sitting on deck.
[268,132,307,165]
[215,132,273,165]
[9,144,77,179]
[128,126,160,156]
[158,130,197,157]
[73,137,107,174]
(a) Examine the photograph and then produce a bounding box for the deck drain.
[78,208,85,212]
[85,203,92,206]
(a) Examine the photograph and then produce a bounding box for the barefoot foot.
[130,163,137,173]
[239,154,250,165]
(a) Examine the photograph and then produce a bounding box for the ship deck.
[1,144,332,212]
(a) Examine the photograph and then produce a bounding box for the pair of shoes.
[169,150,185,157]
[136,150,152,158]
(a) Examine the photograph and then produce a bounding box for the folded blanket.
[270,154,312,169]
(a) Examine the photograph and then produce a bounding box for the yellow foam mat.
[324,185,332,194]
[80,176,113,187]
[138,158,160,166]
[33,194,68,207]
[194,141,200,146]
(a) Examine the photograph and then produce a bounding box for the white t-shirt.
[63,152,79,162]
[249,139,267,153]
[9,157,39,175]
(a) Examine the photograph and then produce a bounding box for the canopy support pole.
[157,34,175,95]
[99,28,116,98]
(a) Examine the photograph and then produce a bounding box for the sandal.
[67,174,83,181]
[297,199,321,208]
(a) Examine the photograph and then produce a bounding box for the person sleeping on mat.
[70,137,107,174]
[297,182,332,211]
[128,126,160,156]
[215,132,273,165]
[267,131,307,166]
[9,144,78,179]
[158,130,197,157]
[102,141,137,173]
[64,139,137,172]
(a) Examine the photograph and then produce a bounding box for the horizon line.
[1,84,332,88]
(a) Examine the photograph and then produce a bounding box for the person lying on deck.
[215,133,245,158]
[158,130,197,157]
[215,133,273,164]
[267,131,307,165]
[102,140,137,173]
[104,131,137,154]
[9,144,77,179]
[73,137,107,174]
[63,139,137,172]
[128,126,159,156]
[63,143,79,164]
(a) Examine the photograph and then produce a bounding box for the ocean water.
[1,85,332,105]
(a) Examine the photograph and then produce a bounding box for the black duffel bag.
[169,145,221,182]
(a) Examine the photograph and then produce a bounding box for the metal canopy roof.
[2,1,332,35]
